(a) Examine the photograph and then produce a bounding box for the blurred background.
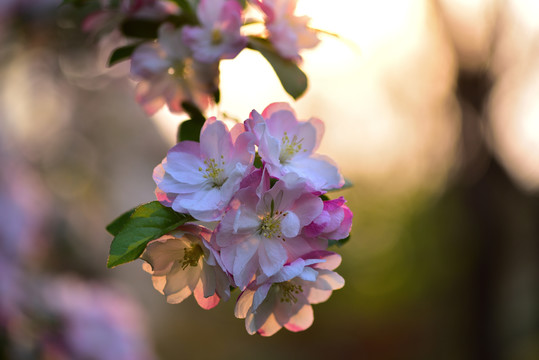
[1,0,539,359]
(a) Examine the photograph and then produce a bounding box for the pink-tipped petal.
[194,282,220,309]
[283,303,314,332]
[261,102,296,119]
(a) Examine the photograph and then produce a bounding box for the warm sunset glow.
[152,0,539,193]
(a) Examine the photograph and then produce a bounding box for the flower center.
[258,209,288,240]
[199,156,227,187]
[279,132,306,163]
[180,243,204,270]
[278,281,303,303]
[211,29,223,45]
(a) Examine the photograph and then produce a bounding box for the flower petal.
[283,303,314,332]
[194,281,220,310]
[258,238,287,277]
[235,288,255,319]
[281,211,300,238]
[141,236,187,276]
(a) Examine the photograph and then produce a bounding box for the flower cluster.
[84,0,321,115]
[142,102,352,335]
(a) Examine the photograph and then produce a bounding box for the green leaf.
[247,36,308,99]
[253,153,263,169]
[178,119,204,142]
[328,235,350,248]
[107,201,194,268]
[120,18,161,38]
[108,43,142,67]
[61,0,93,7]
[106,208,136,236]
[181,101,205,122]
[235,0,247,8]
[213,88,220,104]
[177,101,206,142]
[170,0,196,17]
[320,194,330,201]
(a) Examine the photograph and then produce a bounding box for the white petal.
[295,121,318,155]
[269,258,306,283]
[200,265,216,298]
[245,312,257,335]
[235,288,255,319]
[163,262,201,299]
[232,238,260,288]
[312,269,345,291]
[283,303,314,332]
[200,120,233,161]
[141,236,186,276]
[298,267,317,282]
[151,275,166,294]
[258,313,283,337]
[261,102,296,119]
[214,266,232,301]
[252,283,272,311]
[259,238,287,277]
[290,193,323,226]
[265,109,298,138]
[166,286,193,304]
[281,211,300,238]
[289,155,344,190]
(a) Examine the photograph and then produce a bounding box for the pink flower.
[141,224,231,309]
[215,170,323,289]
[303,197,352,240]
[256,0,320,61]
[130,23,215,115]
[42,277,157,360]
[182,0,247,63]
[153,118,254,221]
[246,102,344,191]
[235,251,344,336]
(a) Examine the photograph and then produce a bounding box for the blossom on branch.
[235,251,344,336]
[303,196,352,241]
[141,224,231,309]
[153,117,254,221]
[107,100,352,335]
[246,102,344,191]
[215,171,323,289]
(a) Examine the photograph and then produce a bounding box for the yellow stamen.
[279,131,305,163]
[180,243,204,270]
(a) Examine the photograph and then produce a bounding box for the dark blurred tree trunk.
[455,70,539,360]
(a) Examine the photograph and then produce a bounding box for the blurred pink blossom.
[255,0,320,61]
[182,0,247,63]
[42,277,156,360]
[130,23,216,114]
